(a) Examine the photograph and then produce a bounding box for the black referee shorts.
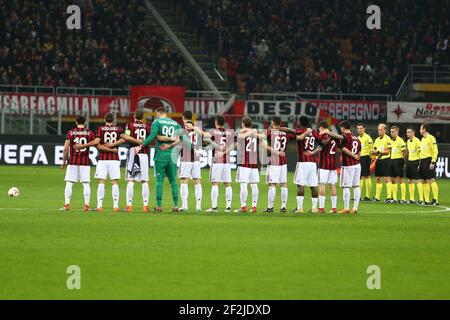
[405,160,420,180]
[419,157,436,180]
[360,156,371,177]
[375,158,390,177]
[390,158,405,178]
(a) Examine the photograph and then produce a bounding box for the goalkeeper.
[135,107,191,212]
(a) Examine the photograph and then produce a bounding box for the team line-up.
[60,107,440,214]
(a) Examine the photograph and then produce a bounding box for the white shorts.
[179,161,201,179]
[236,167,260,183]
[65,165,90,183]
[319,169,338,185]
[266,164,288,184]
[95,160,121,180]
[340,164,362,188]
[294,162,318,187]
[210,163,232,183]
[126,154,149,181]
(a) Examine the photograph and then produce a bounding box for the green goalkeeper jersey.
[142,117,185,162]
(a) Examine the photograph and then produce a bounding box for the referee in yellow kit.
[419,124,439,206]
[405,127,422,204]
[371,123,393,202]
[389,126,407,203]
[357,123,373,201]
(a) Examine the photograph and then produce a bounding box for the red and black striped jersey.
[66,127,95,166]
[341,132,361,167]
[266,129,294,166]
[96,125,123,161]
[296,128,320,163]
[237,133,259,169]
[126,121,151,154]
[180,126,201,162]
[318,134,339,170]
[210,127,235,164]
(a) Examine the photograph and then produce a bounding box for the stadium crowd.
[175,0,450,94]
[0,0,203,90]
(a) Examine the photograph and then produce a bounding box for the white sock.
[297,196,304,210]
[126,181,134,206]
[142,182,149,206]
[281,187,288,208]
[311,197,318,209]
[180,183,189,209]
[194,184,202,210]
[250,184,259,207]
[240,183,248,207]
[82,183,90,205]
[353,187,361,210]
[211,185,219,208]
[268,187,276,209]
[112,184,119,208]
[319,195,326,209]
[331,196,337,209]
[65,182,73,205]
[97,183,105,208]
[343,188,351,210]
[225,186,232,208]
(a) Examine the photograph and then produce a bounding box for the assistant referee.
[405,127,422,204]
[371,123,393,202]
[357,123,373,201]
[419,124,439,205]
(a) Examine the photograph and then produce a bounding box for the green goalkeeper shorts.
[154,160,177,182]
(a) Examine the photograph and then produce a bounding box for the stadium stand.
[173,0,450,94]
[0,0,203,90]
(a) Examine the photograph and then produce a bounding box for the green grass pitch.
[0,165,449,299]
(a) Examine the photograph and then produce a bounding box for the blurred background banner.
[131,86,186,114]
[387,101,450,123]
[0,92,131,118]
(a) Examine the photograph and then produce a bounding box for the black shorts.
[390,159,405,178]
[405,160,420,180]
[375,158,390,177]
[360,156,371,177]
[419,157,436,180]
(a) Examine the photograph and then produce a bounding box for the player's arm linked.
[61,140,70,169]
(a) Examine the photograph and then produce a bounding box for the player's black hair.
[134,109,144,120]
[357,123,365,128]
[421,123,430,132]
[242,116,252,128]
[105,112,114,123]
[215,114,225,126]
[407,126,415,132]
[318,121,328,129]
[272,116,281,126]
[183,110,193,120]
[76,115,86,125]
[299,116,309,128]
[156,106,167,114]
[340,121,351,130]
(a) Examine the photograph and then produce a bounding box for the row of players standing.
[60,109,362,213]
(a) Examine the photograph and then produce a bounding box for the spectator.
[0,0,202,90]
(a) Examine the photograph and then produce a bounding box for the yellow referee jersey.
[420,134,438,162]
[407,137,421,161]
[358,133,373,157]
[390,137,406,159]
[373,135,392,160]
